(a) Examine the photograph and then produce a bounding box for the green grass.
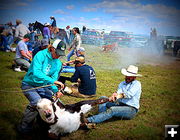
[0,45,180,140]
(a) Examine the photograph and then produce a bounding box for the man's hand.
[54,81,64,89]
[109,92,118,102]
[63,63,67,66]
[77,79,81,84]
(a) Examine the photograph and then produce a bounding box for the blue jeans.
[0,35,11,51]
[21,82,54,106]
[67,49,75,61]
[87,96,138,123]
[30,32,35,41]
[61,66,75,73]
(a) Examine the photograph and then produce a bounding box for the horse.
[33,21,68,41]
[56,28,67,40]
[33,21,44,35]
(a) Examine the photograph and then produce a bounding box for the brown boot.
[80,113,96,129]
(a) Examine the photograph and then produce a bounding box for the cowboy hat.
[44,22,50,26]
[121,65,142,77]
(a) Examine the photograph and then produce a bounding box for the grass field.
[0,44,180,140]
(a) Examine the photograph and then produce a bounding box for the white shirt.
[70,33,82,50]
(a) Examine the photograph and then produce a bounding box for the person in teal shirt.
[17,39,66,134]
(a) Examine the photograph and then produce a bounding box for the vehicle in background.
[129,34,148,48]
[164,36,180,57]
[103,31,132,47]
[81,29,104,46]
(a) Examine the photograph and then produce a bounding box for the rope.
[0,84,57,93]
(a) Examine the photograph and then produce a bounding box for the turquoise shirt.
[117,80,142,109]
[23,48,62,93]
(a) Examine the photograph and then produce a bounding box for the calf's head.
[37,98,55,124]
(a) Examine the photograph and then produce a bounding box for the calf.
[37,98,109,137]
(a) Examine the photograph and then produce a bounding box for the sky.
[0,0,180,36]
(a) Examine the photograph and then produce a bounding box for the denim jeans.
[7,35,14,48]
[30,32,35,41]
[61,66,75,73]
[87,96,138,123]
[67,49,75,61]
[21,82,54,106]
[0,35,11,51]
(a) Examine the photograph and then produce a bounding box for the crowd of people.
[1,17,142,138]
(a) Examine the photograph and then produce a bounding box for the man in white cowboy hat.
[81,65,142,125]
[43,23,50,40]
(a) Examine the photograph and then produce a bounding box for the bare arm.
[63,60,75,66]
[20,50,32,60]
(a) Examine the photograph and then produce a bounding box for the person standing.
[17,39,66,134]
[64,25,71,45]
[67,27,81,61]
[14,19,30,43]
[43,23,51,41]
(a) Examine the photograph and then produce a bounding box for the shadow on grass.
[0,110,49,140]
[0,109,90,140]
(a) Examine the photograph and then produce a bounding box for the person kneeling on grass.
[14,34,32,72]
[59,56,96,98]
[82,65,142,126]
[17,39,66,134]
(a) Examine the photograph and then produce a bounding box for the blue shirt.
[51,19,57,27]
[23,48,62,93]
[15,40,29,59]
[71,64,96,95]
[117,80,142,109]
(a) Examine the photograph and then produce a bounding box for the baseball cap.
[41,39,49,46]
[52,39,66,56]
[74,56,85,64]
[23,34,31,40]
[77,47,85,52]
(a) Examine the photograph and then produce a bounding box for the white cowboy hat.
[44,22,50,26]
[121,65,142,77]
